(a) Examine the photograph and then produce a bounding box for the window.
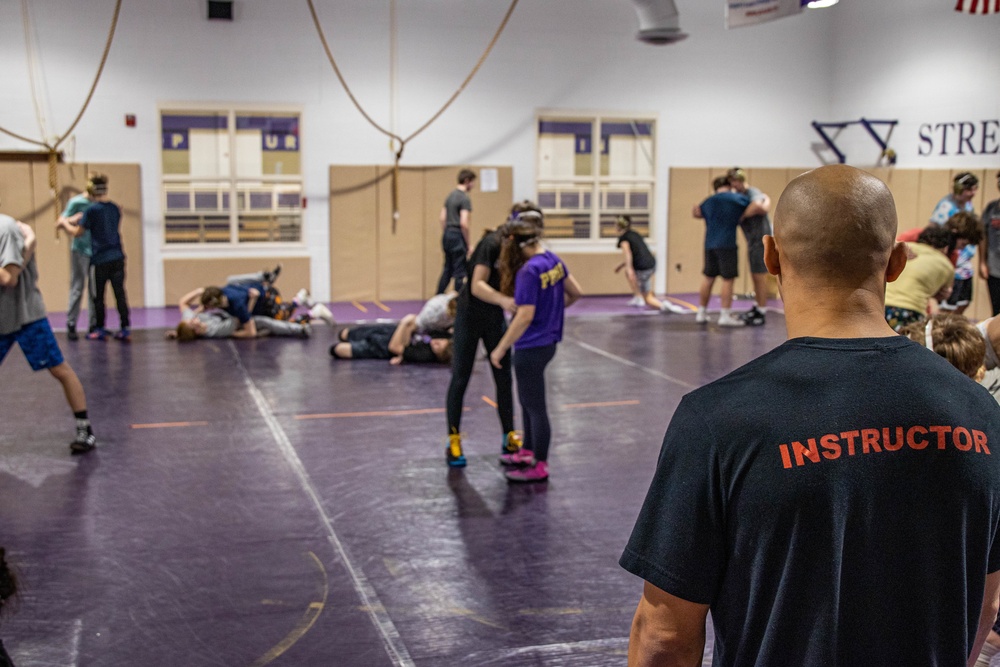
[160,109,303,244]
[536,113,655,240]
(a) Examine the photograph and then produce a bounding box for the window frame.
[535,109,658,250]
[158,103,306,250]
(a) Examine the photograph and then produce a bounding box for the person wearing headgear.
[55,178,98,340]
[489,212,582,483]
[978,171,1000,316]
[1,206,97,454]
[57,173,130,341]
[436,168,476,295]
[691,176,764,326]
[442,202,531,468]
[727,167,772,326]
[615,215,687,314]
[622,165,1000,666]
[931,172,980,315]
[884,224,958,332]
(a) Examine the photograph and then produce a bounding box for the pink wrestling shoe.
[505,461,549,483]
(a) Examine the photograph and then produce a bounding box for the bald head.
[773,165,898,286]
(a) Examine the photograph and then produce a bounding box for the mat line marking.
[566,337,699,390]
[351,301,369,313]
[229,342,415,667]
[250,551,329,667]
[130,421,209,429]
[295,407,469,420]
[481,395,498,408]
[373,300,391,312]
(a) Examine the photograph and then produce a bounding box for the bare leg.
[720,279,735,310]
[643,291,664,310]
[331,342,353,358]
[699,276,716,307]
[48,361,87,413]
[751,272,769,309]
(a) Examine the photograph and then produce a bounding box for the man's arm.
[751,192,771,212]
[460,209,471,251]
[388,314,418,357]
[620,242,636,281]
[489,305,535,369]
[692,205,703,219]
[629,581,710,667]
[968,570,1000,666]
[440,206,447,230]
[741,201,768,220]
[16,222,35,266]
[470,263,516,313]
[56,212,84,238]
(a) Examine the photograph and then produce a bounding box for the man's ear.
[763,235,780,277]
[886,241,908,283]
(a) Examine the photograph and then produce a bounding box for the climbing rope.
[306,0,520,229]
[0,0,123,234]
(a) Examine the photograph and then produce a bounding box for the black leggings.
[93,259,130,329]
[437,227,468,294]
[445,304,513,436]
[988,276,1000,317]
[513,343,557,462]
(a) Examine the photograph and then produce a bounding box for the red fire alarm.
[125,114,136,128]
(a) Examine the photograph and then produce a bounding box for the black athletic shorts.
[944,277,972,308]
[704,247,738,279]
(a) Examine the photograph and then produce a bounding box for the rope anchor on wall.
[811,117,898,165]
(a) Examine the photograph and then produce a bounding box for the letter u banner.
[726,0,803,28]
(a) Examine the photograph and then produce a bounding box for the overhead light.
[806,0,839,8]
[632,0,688,45]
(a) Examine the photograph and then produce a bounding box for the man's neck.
[781,284,898,340]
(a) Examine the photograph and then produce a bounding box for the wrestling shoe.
[70,430,97,455]
[718,313,745,327]
[695,309,709,324]
[505,460,549,483]
[499,448,535,467]
[67,325,79,341]
[262,263,282,284]
[741,307,766,326]
[295,288,317,308]
[660,300,689,314]
[447,433,467,468]
[113,328,131,342]
[502,430,523,455]
[86,329,108,341]
[309,303,335,326]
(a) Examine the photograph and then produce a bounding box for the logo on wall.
[918,120,1000,156]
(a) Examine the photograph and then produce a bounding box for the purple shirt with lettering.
[513,250,568,350]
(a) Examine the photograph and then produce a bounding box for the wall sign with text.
[918,119,1000,156]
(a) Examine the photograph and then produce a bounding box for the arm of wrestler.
[620,241,636,282]
[388,314,418,358]
[246,287,260,315]
[17,221,36,267]
[439,206,447,230]
[751,191,771,212]
[629,581,709,667]
[489,305,534,369]
[231,318,258,339]
[741,201,768,220]
[692,205,703,219]
[968,570,1000,666]
[56,211,83,237]
[564,274,583,308]
[470,263,516,313]
[178,288,206,314]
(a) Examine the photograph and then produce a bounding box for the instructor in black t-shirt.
[621,165,1000,666]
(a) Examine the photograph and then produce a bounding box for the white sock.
[974,641,999,667]
[697,306,706,315]
[757,306,768,314]
[721,308,732,318]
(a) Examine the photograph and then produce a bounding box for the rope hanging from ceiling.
[0,0,123,234]
[306,0,520,231]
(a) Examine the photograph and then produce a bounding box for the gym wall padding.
[162,257,310,307]
[329,165,513,302]
[0,161,144,313]
[667,167,1000,321]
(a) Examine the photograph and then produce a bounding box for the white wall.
[1,1,994,304]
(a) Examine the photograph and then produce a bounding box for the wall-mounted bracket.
[811,118,898,164]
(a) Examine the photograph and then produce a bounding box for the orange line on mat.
[373,301,391,312]
[351,301,368,313]
[481,396,498,408]
[131,421,209,429]
[295,407,465,420]
[561,400,640,409]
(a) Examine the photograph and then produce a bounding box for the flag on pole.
[955,0,1000,13]
[726,0,803,28]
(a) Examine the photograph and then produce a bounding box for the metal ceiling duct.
[632,0,688,44]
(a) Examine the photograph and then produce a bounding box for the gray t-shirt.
[415,293,456,333]
[443,189,472,228]
[0,215,47,335]
[182,307,237,338]
[982,200,1000,278]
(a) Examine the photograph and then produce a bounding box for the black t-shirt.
[617,229,655,271]
[403,341,437,364]
[621,336,1000,666]
[457,231,503,316]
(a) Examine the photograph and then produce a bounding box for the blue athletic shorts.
[0,318,64,371]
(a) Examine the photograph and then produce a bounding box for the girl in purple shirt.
[489,214,582,483]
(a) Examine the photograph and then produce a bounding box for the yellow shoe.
[503,431,523,454]
[447,433,467,468]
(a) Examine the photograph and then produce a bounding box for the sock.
[974,642,999,667]
[721,308,732,318]
[74,411,91,434]
[757,306,768,314]
[697,306,706,315]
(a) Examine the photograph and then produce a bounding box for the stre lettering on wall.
[918,120,1000,156]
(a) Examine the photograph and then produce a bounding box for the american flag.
[955,0,1000,14]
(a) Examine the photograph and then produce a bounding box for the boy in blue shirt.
[692,176,762,326]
